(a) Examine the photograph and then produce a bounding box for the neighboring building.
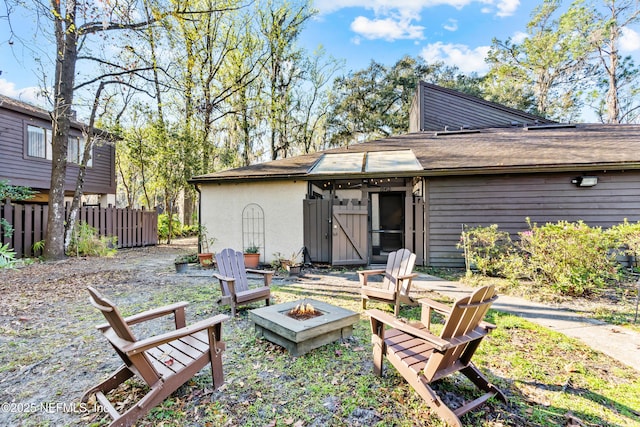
[0,95,116,205]
[190,83,640,267]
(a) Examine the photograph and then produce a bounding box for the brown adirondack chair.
[359,248,419,315]
[366,285,507,427]
[82,286,229,427]
[213,248,273,316]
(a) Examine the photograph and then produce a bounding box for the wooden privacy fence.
[1,200,158,258]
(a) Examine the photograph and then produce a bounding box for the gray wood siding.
[414,82,554,131]
[0,105,115,194]
[426,171,640,267]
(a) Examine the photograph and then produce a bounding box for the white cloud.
[0,79,48,108]
[350,16,425,41]
[494,0,519,17]
[420,42,491,74]
[316,0,520,42]
[315,0,470,15]
[512,31,528,44]
[619,27,640,53]
[443,19,458,32]
[315,0,519,16]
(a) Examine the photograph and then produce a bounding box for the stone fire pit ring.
[249,299,359,356]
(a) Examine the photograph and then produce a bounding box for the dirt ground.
[0,239,207,426]
[1,239,638,427]
[0,239,415,427]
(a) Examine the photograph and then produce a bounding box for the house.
[0,95,116,205]
[190,82,640,267]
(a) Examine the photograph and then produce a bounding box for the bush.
[67,221,117,257]
[517,219,620,296]
[0,243,17,269]
[461,219,622,297]
[157,214,198,241]
[459,224,514,276]
[608,219,640,270]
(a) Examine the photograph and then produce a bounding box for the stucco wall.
[199,180,307,264]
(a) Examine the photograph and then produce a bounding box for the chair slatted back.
[216,248,250,294]
[423,285,497,381]
[383,248,416,295]
[87,286,137,342]
[87,286,160,385]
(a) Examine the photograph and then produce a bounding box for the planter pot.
[286,264,302,276]
[174,262,188,273]
[198,253,214,268]
[244,253,260,269]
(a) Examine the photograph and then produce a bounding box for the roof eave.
[189,161,640,185]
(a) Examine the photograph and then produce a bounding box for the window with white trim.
[67,135,92,166]
[27,125,52,160]
[27,125,92,166]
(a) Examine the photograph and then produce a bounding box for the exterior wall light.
[572,176,598,187]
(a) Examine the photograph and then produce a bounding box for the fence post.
[2,199,13,247]
[4,201,158,258]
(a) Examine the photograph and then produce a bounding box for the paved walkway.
[412,274,640,372]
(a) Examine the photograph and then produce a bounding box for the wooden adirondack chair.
[82,286,229,427]
[366,285,507,427]
[213,248,273,316]
[359,248,419,315]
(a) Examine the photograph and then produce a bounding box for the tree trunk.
[64,82,103,250]
[44,0,78,260]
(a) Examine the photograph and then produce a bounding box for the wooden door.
[303,198,332,263]
[332,201,368,265]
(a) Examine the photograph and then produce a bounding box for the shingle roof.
[0,94,98,131]
[190,124,640,184]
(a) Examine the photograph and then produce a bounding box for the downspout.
[194,183,202,254]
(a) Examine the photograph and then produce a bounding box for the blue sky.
[2,0,640,114]
[301,0,533,74]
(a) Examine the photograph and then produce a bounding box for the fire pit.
[249,299,359,356]
[287,302,322,320]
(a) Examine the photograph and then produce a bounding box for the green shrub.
[460,219,622,297]
[459,224,514,276]
[608,219,640,270]
[158,213,192,241]
[517,219,620,296]
[67,221,117,257]
[0,243,17,269]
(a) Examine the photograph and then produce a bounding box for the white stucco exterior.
[199,180,307,264]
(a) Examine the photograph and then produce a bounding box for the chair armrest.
[418,297,451,315]
[358,269,385,277]
[96,301,189,332]
[124,314,230,355]
[213,273,237,297]
[397,272,419,280]
[366,309,450,352]
[358,269,385,286]
[213,272,235,282]
[246,269,274,286]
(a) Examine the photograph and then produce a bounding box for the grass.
[420,266,640,333]
[1,247,639,427]
[82,278,640,427]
